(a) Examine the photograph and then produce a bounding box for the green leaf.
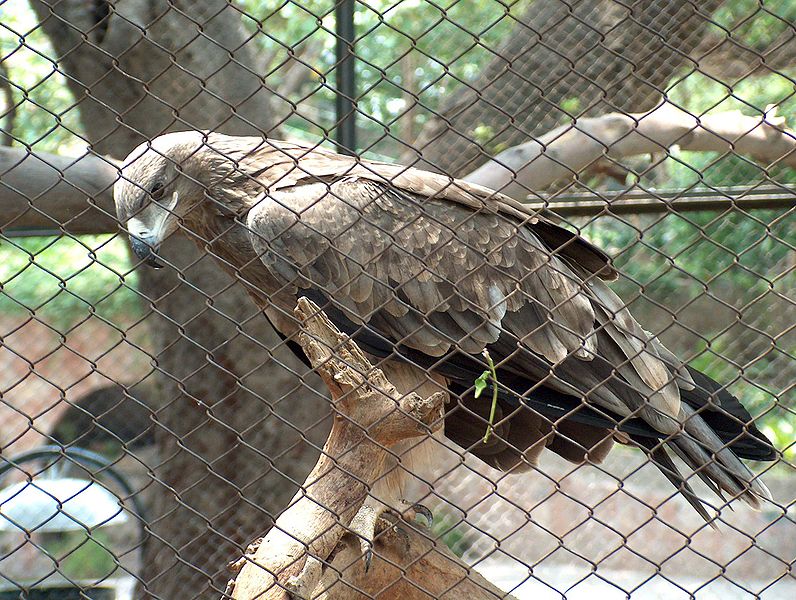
[473,371,490,398]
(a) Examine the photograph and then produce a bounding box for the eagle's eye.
[150,181,165,201]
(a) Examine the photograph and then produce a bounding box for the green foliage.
[429,512,477,559]
[0,1,85,153]
[560,96,581,116]
[0,6,138,329]
[236,0,522,155]
[473,371,489,398]
[41,530,117,580]
[709,0,796,53]
[475,350,500,443]
[584,209,791,299]
[0,235,142,329]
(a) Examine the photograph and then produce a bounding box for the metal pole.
[335,0,356,155]
[526,186,796,218]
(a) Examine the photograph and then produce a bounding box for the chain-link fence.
[0,1,794,598]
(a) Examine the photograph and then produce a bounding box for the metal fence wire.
[0,0,794,598]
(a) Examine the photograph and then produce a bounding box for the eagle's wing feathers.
[239,146,770,508]
[245,172,682,430]
[235,138,617,280]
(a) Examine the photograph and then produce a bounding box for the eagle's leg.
[348,497,435,571]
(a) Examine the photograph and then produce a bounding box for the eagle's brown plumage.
[114,132,773,522]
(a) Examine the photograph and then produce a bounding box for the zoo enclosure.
[0,1,794,599]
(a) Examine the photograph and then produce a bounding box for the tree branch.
[464,101,796,198]
[0,146,118,234]
[410,1,723,175]
[313,521,517,600]
[226,298,512,600]
[2,103,794,238]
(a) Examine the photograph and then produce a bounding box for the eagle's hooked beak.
[126,190,180,269]
[129,233,164,269]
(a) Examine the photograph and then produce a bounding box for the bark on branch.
[311,519,518,600]
[0,147,118,234]
[226,298,512,600]
[464,101,796,199]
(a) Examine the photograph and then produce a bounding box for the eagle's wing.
[244,157,771,509]
[226,136,616,279]
[245,171,682,433]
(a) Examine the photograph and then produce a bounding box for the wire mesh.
[0,1,794,599]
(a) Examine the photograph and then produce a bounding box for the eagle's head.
[114,131,211,267]
[115,130,266,267]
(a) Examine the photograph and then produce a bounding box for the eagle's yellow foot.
[348,497,388,572]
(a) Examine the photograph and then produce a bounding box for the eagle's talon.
[362,540,373,573]
[355,513,414,574]
[411,503,433,527]
[348,497,389,573]
[397,499,433,527]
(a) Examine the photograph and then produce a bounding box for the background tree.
[406,0,724,175]
[5,1,328,597]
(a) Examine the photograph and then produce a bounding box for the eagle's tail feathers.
[639,409,772,524]
[639,438,717,527]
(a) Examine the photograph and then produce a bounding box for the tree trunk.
[30,0,284,153]
[135,243,328,598]
[412,0,722,179]
[28,2,326,598]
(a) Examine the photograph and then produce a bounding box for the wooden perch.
[227,297,441,599]
[227,298,516,600]
[464,101,796,198]
[312,519,518,600]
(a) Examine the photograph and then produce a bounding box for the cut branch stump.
[228,297,453,599]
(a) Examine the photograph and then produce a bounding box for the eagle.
[114,131,774,531]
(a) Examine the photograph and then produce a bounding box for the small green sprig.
[474,349,499,443]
